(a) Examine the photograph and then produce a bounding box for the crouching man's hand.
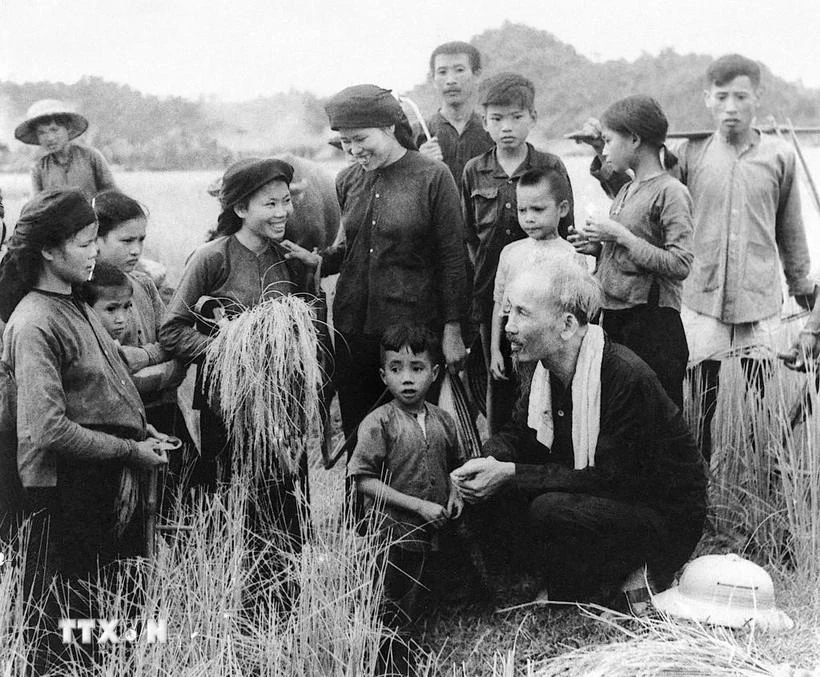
[450,456,514,504]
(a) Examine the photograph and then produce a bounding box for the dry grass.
[203,294,324,478]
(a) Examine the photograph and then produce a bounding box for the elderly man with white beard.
[451,258,707,611]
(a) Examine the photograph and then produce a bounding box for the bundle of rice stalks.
[533,610,801,677]
[202,294,323,478]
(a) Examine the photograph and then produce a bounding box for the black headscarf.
[0,189,96,321]
[325,84,417,151]
[213,158,295,238]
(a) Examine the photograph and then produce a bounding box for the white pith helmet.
[652,554,793,631]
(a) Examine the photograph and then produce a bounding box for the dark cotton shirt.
[347,400,464,550]
[462,144,575,323]
[2,290,146,487]
[160,235,312,362]
[415,111,494,182]
[324,150,467,336]
[483,337,707,524]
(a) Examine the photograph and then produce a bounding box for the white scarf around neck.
[526,324,604,469]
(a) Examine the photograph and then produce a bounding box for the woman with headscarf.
[0,189,169,669]
[284,85,468,439]
[159,158,314,550]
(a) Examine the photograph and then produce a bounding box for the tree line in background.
[2,22,820,172]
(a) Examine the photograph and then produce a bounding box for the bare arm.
[355,476,449,528]
[489,301,508,381]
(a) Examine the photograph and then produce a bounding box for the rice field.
[1,147,820,675]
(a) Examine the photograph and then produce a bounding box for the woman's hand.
[567,226,602,256]
[146,423,170,442]
[280,240,322,268]
[128,440,169,469]
[583,215,632,244]
[442,322,466,374]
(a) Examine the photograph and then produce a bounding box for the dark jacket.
[484,337,707,525]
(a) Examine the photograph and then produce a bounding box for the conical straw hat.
[14,99,89,145]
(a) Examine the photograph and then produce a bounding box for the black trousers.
[194,403,310,552]
[602,304,688,410]
[692,357,771,462]
[333,333,385,440]
[471,490,702,602]
[21,461,144,675]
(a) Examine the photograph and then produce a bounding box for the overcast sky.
[2,0,820,100]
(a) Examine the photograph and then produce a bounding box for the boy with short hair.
[80,263,182,397]
[347,324,464,627]
[416,41,494,181]
[463,72,575,431]
[490,168,585,384]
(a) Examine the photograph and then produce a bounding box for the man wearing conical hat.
[15,99,118,201]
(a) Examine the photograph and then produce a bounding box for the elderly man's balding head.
[508,258,601,326]
[505,258,601,367]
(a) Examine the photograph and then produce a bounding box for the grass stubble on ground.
[1,351,819,675]
[1,308,819,674]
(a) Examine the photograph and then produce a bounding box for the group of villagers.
[0,38,818,674]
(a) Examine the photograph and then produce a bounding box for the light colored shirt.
[31,143,117,201]
[596,173,693,311]
[677,132,814,323]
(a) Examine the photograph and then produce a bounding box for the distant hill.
[2,22,819,171]
[405,22,820,139]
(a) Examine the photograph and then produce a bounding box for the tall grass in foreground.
[203,294,324,477]
[1,468,391,675]
[0,522,38,673]
[698,356,820,578]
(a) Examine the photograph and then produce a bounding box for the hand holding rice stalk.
[202,294,323,479]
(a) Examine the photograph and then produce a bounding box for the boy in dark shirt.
[462,72,575,432]
[416,41,494,182]
[348,325,464,623]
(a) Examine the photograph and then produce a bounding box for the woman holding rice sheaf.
[0,189,169,669]
[159,158,315,548]
[283,84,468,439]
